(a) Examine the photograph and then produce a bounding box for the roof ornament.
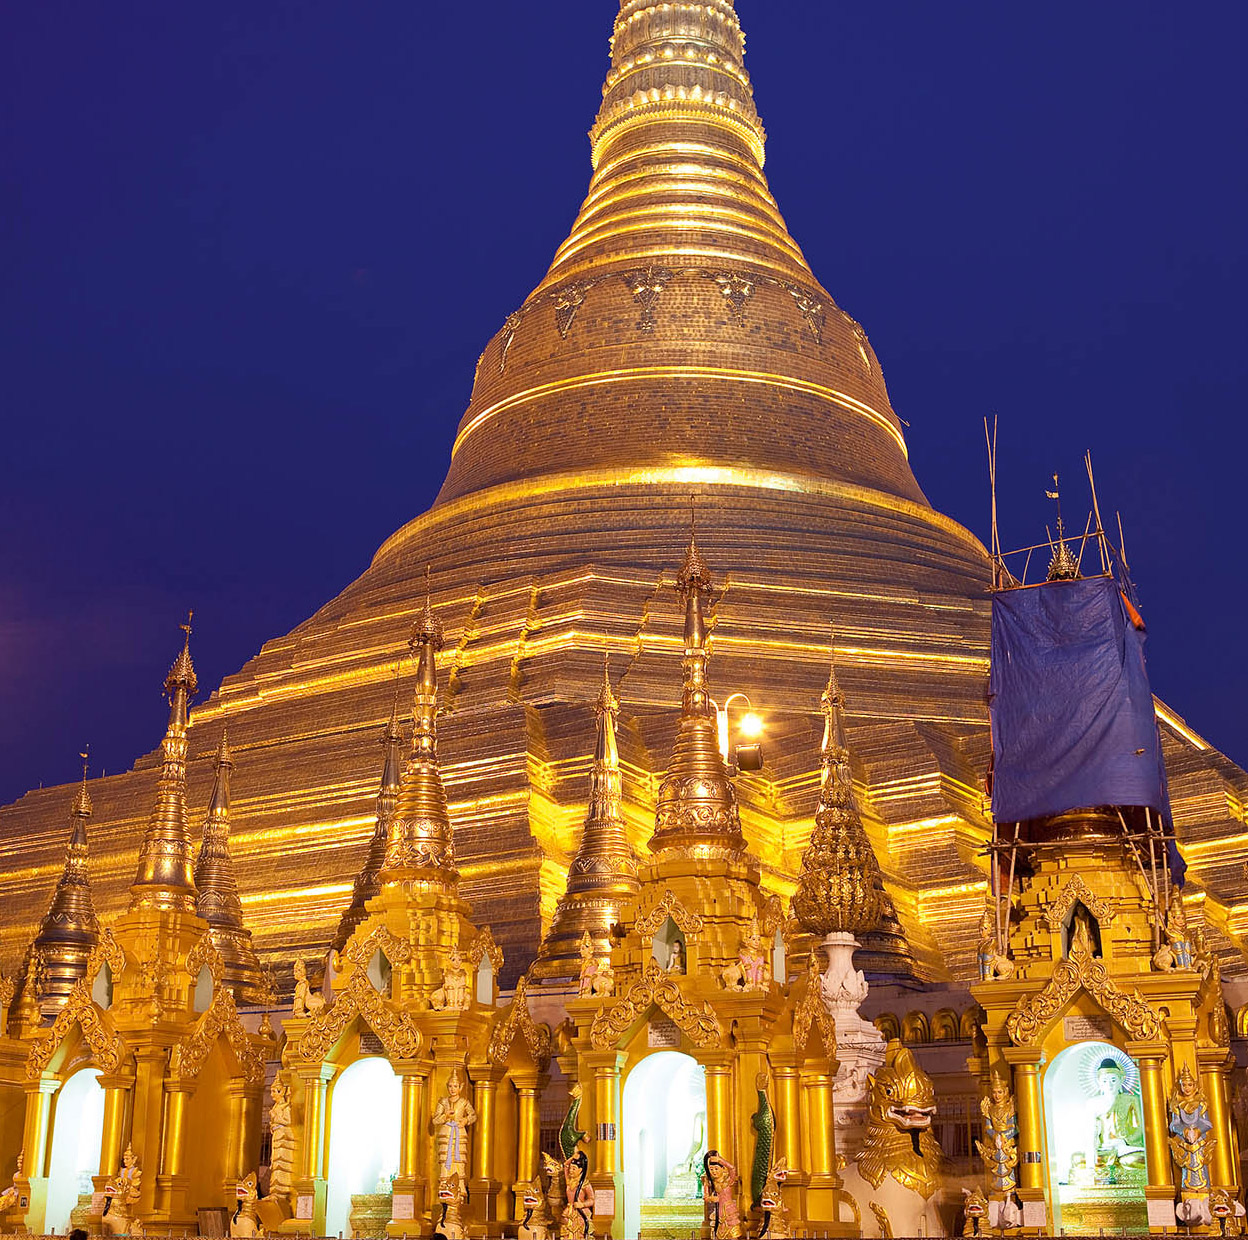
[1045,473,1080,581]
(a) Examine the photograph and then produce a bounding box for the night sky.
[3,3,1246,807]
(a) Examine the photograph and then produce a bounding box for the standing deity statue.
[703,1151,742,1240]
[102,1144,143,1236]
[268,1076,296,1199]
[1169,1064,1216,1193]
[292,959,324,1016]
[432,1066,477,1184]
[430,948,471,1011]
[976,1074,1019,1195]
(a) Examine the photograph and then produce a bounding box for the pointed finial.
[410,565,444,651]
[214,724,233,772]
[382,662,403,745]
[596,653,618,716]
[72,747,92,818]
[164,611,199,698]
[1045,474,1079,580]
[677,498,712,593]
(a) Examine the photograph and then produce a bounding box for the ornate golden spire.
[194,727,264,1001]
[533,657,639,979]
[650,523,746,858]
[129,616,200,913]
[792,651,886,938]
[332,672,406,953]
[541,0,809,286]
[381,574,457,885]
[33,753,101,1016]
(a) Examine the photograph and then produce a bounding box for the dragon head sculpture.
[858,1039,943,1198]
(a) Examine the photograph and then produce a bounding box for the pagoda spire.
[539,0,810,288]
[649,517,747,858]
[32,752,101,1016]
[380,573,457,886]
[533,657,639,979]
[792,650,886,939]
[332,672,406,954]
[194,727,264,1001]
[130,616,200,913]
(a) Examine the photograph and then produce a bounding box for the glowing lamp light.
[739,711,764,739]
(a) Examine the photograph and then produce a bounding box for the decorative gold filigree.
[295,967,423,1063]
[1006,938,1161,1045]
[86,928,127,984]
[590,959,721,1050]
[487,976,551,1068]
[621,265,673,331]
[634,889,705,937]
[704,270,755,322]
[499,310,522,374]
[781,282,825,344]
[169,985,265,1087]
[342,925,412,969]
[467,926,504,973]
[1039,875,1117,931]
[26,977,127,1078]
[549,280,599,339]
[185,935,225,987]
[791,955,837,1062]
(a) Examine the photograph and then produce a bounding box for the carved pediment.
[1040,875,1117,931]
[169,986,266,1087]
[26,978,128,1079]
[467,926,504,973]
[634,890,704,937]
[590,960,721,1050]
[792,956,838,1062]
[295,968,423,1064]
[487,976,551,1069]
[1006,942,1161,1045]
[342,925,412,969]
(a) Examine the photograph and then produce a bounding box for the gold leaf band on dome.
[452,366,908,461]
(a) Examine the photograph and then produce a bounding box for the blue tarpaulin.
[989,575,1182,882]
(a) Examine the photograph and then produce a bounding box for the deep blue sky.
[3,2,1246,806]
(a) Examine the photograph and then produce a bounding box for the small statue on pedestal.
[976,900,1014,980]
[703,1151,742,1240]
[102,1144,143,1236]
[433,1066,477,1184]
[720,916,769,993]
[292,959,324,1016]
[0,1152,22,1214]
[577,932,614,998]
[431,948,471,1011]
[976,1073,1019,1195]
[1169,1064,1215,1194]
[268,1076,295,1200]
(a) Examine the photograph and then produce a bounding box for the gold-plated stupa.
[532,658,638,981]
[129,620,199,915]
[330,678,405,955]
[193,728,265,1003]
[0,0,1244,987]
[30,762,100,1018]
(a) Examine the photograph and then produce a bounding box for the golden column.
[799,1061,836,1184]
[97,1075,133,1182]
[1004,1050,1045,1192]
[21,1076,58,1181]
[470,1072,498,1192]
[512,1071,544,1195]
[771,1060,803,1177]
[159,1083,193,1181]
[1131,1045,1173,1189]
[299,1068,331,1182]
[704,1053,735,1165]
[398,1069,426,1182]
[1198,1049,1237,1189]
[588,1053,623,1182]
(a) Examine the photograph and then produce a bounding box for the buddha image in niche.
[1089,1057,1146,1179]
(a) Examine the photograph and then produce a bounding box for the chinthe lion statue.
[839,1039,947,1237]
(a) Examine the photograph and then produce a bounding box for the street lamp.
[715,692,765,772]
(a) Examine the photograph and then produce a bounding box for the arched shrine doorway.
[1043,1040,1148,1232]
[45,1067,105,1233]
[622,1052,707,1240]
[325,1057,402,1239]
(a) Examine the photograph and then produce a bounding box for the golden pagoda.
[0,2,1245,1236]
